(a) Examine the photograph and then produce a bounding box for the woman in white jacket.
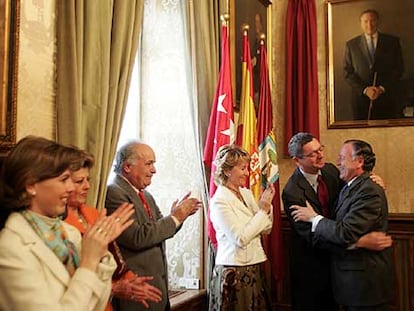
[0,136,134,311]
[209,144,275,311]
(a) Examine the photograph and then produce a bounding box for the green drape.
[56,0,143,208]
[185,0,220,290]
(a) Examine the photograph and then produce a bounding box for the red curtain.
[285,0,319,154]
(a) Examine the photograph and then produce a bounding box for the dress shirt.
[299,168,321,193]
[365,32,378,49]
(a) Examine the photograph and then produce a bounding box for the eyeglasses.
[300,145,325,158]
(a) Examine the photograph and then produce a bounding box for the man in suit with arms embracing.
[291,139,394,311]
[283,133,392,311]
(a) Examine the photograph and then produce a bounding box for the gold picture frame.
[0,0,19,153]
[327,0,414,128]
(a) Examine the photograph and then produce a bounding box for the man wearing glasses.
[282,132,392,311]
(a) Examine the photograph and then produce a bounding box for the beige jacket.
[210,186,273,266]
[0,212,116,311]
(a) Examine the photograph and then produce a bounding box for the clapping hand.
[104,203,135,243]
[79,204,134,271]
[113,273,162,308]
[258,183,275,213]
[170,191,202,223]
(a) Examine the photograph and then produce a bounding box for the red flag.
[203,23,235,249]
[257,38,284,285]
[236,27,260,199]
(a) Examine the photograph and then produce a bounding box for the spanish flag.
[236,26,260,199]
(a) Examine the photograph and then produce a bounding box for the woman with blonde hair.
[209,144,275,311]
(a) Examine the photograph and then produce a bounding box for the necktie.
[337,184,349,206]
[138,191,153,220]
[369,36,376,60]
[317,175,330,217]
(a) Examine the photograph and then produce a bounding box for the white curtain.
[114,0,213,288]
[139,0,202,288]
[117,0,219,289]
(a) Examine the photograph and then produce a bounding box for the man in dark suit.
[283,133,392,311]
[291,139,394,311]
[105,141,201,311]
[344,9,404,120]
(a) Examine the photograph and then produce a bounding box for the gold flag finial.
[242,23,250,35]
[260,33,266,45]
[220,14,230,25]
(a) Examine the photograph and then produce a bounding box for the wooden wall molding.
[274,213,414,311]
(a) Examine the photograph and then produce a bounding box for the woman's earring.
[31,191,36,196]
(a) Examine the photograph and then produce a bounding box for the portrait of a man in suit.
[343,9,404,120]
[327,0,414,126]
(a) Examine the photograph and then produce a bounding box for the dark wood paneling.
[273,213,414,311]
[170,289,206,311]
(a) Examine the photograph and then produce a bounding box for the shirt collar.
[299,168,322,191]
[119,174,141,193]
[346,176,358,187]
[365,32,378,40]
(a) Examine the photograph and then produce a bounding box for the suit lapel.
[335,184,350,215]
[358,35,373,67]
[115,175,140,203]
[114,175,149,218]
[334,173,369,216]
[294,169,320,210]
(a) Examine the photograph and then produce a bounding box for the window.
[111,0,204,290]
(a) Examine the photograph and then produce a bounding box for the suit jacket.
[0,212,115,311]
[314,172,394,306]
[210,186,272,266]
[344,32,404,120]
[105,175,178,311]
[282,163,342,311]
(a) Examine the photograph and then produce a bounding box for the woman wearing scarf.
[0,136,134,311]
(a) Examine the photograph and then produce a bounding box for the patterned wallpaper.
[17,0,55,140]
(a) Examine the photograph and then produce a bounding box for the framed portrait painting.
[327,0,414,128]
[228,0,271,109]
[0,0,19,153]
